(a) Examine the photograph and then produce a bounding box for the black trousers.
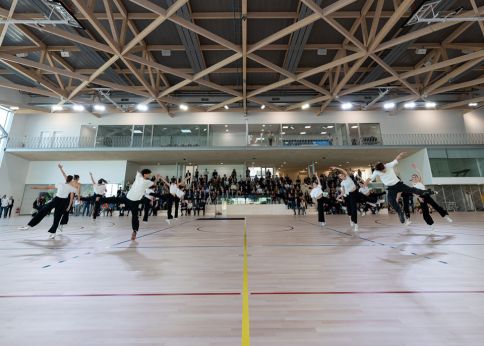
[142,197,152,222]
[28,197,69,233]
[345,191,358,224]
[166,194,174,219]
[92,194,103,220]
[8,206,13,217]
[420,195,448,225]
[387,182,429,223]
[316,197,325,223]
[174,196,180,218]
[121,197,141,232]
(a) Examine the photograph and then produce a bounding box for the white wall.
[26,161,128,185]
[0,153,29,209]
[397,149,433,184]
[11,109,481,139]
[463,110,484,133]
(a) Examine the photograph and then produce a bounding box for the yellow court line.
[242,218,251,345]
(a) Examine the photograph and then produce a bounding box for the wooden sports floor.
[1,212,484,345]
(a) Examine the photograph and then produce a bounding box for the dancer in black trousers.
[124,169,158,240]
[89,172,107,220]
[310,172,325,227]
[19,175,77,239]
[332,167,359,232]
[365,152,435,225]
[409,164,453,232]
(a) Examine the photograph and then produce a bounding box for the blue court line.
[41,219,195,269]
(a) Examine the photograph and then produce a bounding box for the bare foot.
[131,231,137,241]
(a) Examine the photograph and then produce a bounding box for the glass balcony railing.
[5,133,484,150]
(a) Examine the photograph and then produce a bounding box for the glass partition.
[95,125,132,147]
[248,124,280,146]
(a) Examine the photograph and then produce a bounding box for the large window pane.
[359,123,381,145]
[96,125,132,147]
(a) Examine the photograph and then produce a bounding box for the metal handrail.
[6,133,484,150]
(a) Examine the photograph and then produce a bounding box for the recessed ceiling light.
[383,102,395,110]
[321,131,327,134]
[300,132,306,135]
[224,105,229,110]
[282,126,289,129]
[136,104,148,111]
[351,125,359,129]
[468,102,478,107]
[225,124,228,127]
[341,102,353,110]
[301,103,310,110]
[93,104,106,112]
[281,132,285,135]
[404,102,416,109]
[225,129,229,132]
[51,105,63,112]
[179,104,189,111]
[181,129,192,133]
[220,162,224,165]
[425,101,436,108]
[346,161,350,163]
[305,125,311,129]
[260,104,266,110]
[327,125,334,129]
[315,161,318,164]
[73,104,85,112]
[9,106,19,111]
[262,124,266,127]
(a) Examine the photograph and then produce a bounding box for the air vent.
[121,98,129,102]
[271,97,280,101]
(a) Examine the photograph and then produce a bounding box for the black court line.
[298,219,450,265]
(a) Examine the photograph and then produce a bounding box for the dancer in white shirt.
[410,164,452,232]
[125,169,159,240]
[365,152,435,225]
[332,167,359,232]
[19,169,77,239]
[309,173,326,227]
[89,172,107,220]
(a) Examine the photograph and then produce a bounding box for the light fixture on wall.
[224,105,229,110]
[51,105,63,112]
[93,104,106,112]
[468,102,478,107]
[136,104,148,111]
[260,104,266,110]
[425,101,436,108]
[72,104,85,112]
[301,103,310,110]
[9,106,19,111]
[341,102,353,110]
[179,104,189,111]
[404,102,416,109]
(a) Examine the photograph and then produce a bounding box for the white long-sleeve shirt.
[370,160,400,186]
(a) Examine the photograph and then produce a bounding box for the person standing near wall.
[7,196,14,218]
[0,195,8,218]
